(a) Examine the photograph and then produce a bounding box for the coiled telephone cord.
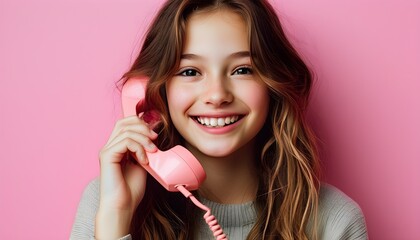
[175,185,227,240]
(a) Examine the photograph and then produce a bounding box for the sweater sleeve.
[317,184,368,240]
[69,178,132,240]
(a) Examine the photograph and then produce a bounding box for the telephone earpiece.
[121,77,206,192]
[121,77,147,117]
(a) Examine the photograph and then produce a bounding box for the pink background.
[1,0,419,239]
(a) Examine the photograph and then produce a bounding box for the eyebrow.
[181,51,250,60]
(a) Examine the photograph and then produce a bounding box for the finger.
[105,116,148,146]
[100,137,149,166]
[104,130,157,157]
[105,117,158,147]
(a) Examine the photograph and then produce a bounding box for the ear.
[121,77,148,117]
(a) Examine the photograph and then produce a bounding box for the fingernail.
[139,153,145,163]
[140,152,148,164]
[147,142,156,151]
[150,130,158,137]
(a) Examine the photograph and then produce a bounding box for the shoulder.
[82,177,100,199]
[318,183,361,213]
[76,177,101,211]
[316,183,368,240]
[70,177,100,240]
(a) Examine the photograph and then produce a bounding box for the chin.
[194,144,240,158]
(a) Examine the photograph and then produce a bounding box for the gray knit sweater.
[70,178,368,239]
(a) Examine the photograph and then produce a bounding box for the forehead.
[183,9,249,55]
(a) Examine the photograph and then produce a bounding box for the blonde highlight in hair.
[251,74,321,239]
[120,0,321,239]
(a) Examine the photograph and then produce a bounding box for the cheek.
[249,90,269,109]
[238,82,270,112]
[242,83,270,130]
[166,82,193,119]
[253,91,270,125]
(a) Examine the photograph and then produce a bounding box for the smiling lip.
[196,115,241,127]
[190,114,245,134]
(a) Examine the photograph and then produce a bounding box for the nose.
[202,76,233,107]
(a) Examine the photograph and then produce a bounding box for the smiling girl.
[71,1,367,239]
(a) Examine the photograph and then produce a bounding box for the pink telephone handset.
[121,77,205,192]
[121,77,227,239]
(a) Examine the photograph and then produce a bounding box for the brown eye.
[179,69,200,76]
[233,67,253,75]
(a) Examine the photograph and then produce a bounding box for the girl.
[71,0,367,239]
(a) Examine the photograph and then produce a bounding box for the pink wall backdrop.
[1,0,419,239]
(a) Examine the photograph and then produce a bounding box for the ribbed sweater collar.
[196,197,257,227]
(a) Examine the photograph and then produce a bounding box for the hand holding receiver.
[95,77,155,239]
[96,115,158,239]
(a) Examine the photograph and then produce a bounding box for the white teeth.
[217,118,225,126]
[210,118,217,126]
[224,117,230,124]
[196,116,240,127]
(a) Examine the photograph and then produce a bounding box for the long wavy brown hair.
[119,0,321,239]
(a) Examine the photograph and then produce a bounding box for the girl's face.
[166,9,269,157]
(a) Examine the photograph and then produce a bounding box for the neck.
[186,140,259,204]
